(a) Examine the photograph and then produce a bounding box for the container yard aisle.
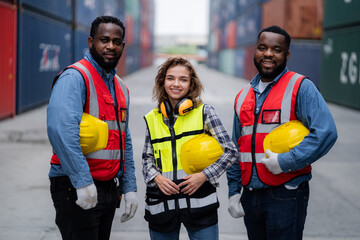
[0,63,359,240]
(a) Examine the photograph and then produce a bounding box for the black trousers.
[50,176,120,240]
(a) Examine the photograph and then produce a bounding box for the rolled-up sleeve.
[47,69,93,188]
[202,105,238,187]
[278,79,338,172]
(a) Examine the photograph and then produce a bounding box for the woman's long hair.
[152,56,203,108]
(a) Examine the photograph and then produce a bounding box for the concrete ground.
[0,63,359,240]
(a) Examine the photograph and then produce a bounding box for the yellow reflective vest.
[144,104,205,180]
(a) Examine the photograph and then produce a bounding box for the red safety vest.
[234,71,311,186]
[50,59,129,181]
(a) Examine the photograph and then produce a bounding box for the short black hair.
[257,25,291,49]
[90,16,125,40]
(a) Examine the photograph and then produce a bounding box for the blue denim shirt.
[47,53,137,193]
[227,67,338,197]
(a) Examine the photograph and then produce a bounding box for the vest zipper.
[115,106,125,176]
[168,117,179,213]
[112,77,124,176]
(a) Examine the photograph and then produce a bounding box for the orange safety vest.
[50,59,129,181]
[234,71,311,186]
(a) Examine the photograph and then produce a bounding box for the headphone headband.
[160,98,194,118]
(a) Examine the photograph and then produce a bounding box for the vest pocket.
[186,181,219,219]
[144,186,176,224]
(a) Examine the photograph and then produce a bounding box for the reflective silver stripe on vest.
[235,84,251,119]
[255,123,277,134]
[115,75,129,107]
[162,169,187,180]
[145,200,166,215]
[104,120,126,131]
[86,149,121,159]
[145,192,218,215]
[190,192,217,208]
[72,62,100,117]
[280,73,302,123]
[240,152,265,163]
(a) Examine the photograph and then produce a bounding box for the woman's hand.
[178,172,207,196]
[154,174,180,196]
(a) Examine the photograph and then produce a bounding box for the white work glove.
[228,193,245,218]
[76,183,98,210]
[262,149,282,175]
[121,191,138,223]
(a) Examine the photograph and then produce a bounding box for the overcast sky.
[154,0,209,36]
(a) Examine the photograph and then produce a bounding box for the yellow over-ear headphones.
[160,98,194,118]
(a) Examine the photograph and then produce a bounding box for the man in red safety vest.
[47,16,138,240]
[226,25,337,240]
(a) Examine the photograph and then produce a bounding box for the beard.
[90,46,121,70]
[254,57,287,80]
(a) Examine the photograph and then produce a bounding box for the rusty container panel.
[262,0,324,39]
[243,45,258,81]
[0,1,17,120]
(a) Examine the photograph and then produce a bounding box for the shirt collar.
[250,66,289,91]
[84,53,117,80]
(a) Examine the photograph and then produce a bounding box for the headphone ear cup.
[160,101,173,118]
[174,98,194,116]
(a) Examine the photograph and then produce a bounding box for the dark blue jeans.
[50,176,120,240]
[241,181,309,240]
[149,223,219,240]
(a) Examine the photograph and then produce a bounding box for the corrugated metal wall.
[0,1,17,120]
[320,0,360,109]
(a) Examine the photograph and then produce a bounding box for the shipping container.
[207,52,219,70]
[219,49,236,75]
[225,20,237,48]
[235,47,245,78]
[73,26,90,62]
[243,44,258,80]
[262,0,323,39]
[116,46,127,77]
[75,0,101,27]
[320,25,360,110]
[236,0,269,15]
[17,9,72,113]
[323,0,360,30]
[287,40,322,87]
[140,49,153,68]
[125,46,140,74]
[101,0,125,22]
[0,1,16,120]
[18,0,72,22]
[219,0,236,27]
[125,0,140,20]
[236,4,262,46]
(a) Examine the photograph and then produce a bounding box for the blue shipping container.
[236,0,268,15]
[235,47,245,77]
[206,52,219,70]
[287,40,322,87]
[102,0,125,22]
[75,0,101,27]
[125,46,140,74]
[236,4,262,46]
[74,27,90,62]
[17,9,72,113]
[18,0,72,22]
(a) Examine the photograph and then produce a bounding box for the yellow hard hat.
[263,120,309,157]
[180,133,224,174]
[79,113,109,154]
